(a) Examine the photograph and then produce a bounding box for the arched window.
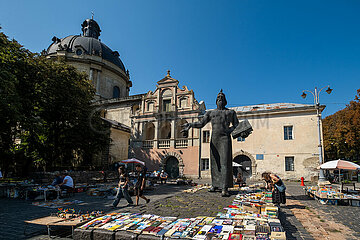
[143,122,155,140]
[161,89,172,112]
[113,86,120,98]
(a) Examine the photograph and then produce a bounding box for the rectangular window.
[237,137,245,142]
[285,156,294,171]
[163,99,171,112]
[256,154,264,160]
[203,131,210,143]
[201,158,210,171]
[147,102,154,112]
[284,126,293,140]
[180,98,188,108]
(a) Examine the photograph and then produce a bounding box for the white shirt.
[63,176,74,188]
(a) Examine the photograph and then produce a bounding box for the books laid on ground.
[77,189,285,239]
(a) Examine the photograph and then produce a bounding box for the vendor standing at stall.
[135,164,150,206]
[113,166,133,207]
[262,172,286,205]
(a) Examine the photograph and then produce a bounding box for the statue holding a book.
[182,90,252,196]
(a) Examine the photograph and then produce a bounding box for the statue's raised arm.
[182,111,211,134]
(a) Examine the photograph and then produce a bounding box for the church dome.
[46,19,126,72]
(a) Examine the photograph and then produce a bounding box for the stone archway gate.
[233,150,257,179]
[161,152,185,177]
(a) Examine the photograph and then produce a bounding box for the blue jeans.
[112,186,133,206]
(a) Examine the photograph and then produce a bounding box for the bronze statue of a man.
[183,90,249,196]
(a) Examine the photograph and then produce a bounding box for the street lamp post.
[301,86,332,182]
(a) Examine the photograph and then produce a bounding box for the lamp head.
[326,86,333,94]
[301,92,307,99]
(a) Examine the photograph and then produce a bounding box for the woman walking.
[113,166,133,207]
[262,172,286,206]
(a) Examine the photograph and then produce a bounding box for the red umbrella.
[121,158,145,166]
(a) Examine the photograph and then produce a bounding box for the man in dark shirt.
[135,164,150,206]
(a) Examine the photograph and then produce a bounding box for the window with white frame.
[284,126,293,140]
[201,158,210,171]
[203,130,210,143]
[285,156,294,171]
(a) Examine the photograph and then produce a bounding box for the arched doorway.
[233,155,252,179]
[165,156,179,178]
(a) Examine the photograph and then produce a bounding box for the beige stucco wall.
[69,60,128,99]
[109,128,130,163]
[200,110,320,180]
[106,106,133,127]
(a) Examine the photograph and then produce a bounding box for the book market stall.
[305,186,360,206]
[71,186,287,240]
[305,159,360,206]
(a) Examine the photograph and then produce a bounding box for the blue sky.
[1,0,359,116]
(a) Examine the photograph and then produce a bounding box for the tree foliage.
[0,30,110,176]
[323,89,360,163]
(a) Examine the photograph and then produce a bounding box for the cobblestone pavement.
[125,189,236,218]
[285,182,360,239]
[0,183,190,239]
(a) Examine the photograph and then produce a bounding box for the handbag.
[275,183,286,192]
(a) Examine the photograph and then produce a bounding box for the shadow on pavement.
[287,194,314,201]
[283,204,306,210]
[279,209,305,240]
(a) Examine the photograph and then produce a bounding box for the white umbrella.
[319,159,360,170]
[319,159,360,183]
[121,158,145,166]
[233,162,242,167]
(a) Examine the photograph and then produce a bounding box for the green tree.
[323,89,360,163]
[0,30,110,176]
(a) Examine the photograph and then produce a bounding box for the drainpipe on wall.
[198,128,202,179]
